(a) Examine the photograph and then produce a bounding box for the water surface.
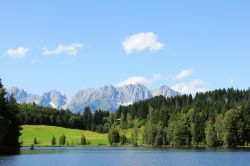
[0,146,249,166]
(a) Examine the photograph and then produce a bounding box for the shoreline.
[21,145,250,149]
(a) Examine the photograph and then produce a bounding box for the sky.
[0,0,250,97]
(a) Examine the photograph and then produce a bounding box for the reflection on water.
[0,147,250,166]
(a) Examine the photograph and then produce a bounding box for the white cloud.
[122,32,164,54]
[117,73,161,87]
[173,69,193,80]
[5,46,30,58]
[43,43,84,56]
[171,79,208,95]
[117,76,152,87]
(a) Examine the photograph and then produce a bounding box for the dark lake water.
[0,146,250,166]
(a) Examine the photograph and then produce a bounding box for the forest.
[117,88,250,147]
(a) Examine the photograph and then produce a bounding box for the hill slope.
[21,125,144,146]
[20,125,108,146]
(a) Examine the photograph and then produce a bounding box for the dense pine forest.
[117,88,250,147]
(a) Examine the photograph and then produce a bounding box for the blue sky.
[0,0,250,97]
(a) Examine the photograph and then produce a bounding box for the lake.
[0,147,250,166]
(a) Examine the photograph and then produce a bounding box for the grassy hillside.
[20,125,144,146]
[20,125,109,146]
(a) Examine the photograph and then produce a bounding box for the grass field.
[20,125,144,146]
[20,125,109,146]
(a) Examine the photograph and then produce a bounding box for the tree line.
[18,104,111,133]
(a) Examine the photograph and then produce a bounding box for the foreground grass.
[20,125,109,146]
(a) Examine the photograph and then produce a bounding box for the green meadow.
[20,125,143,146]
[20,125,109,146]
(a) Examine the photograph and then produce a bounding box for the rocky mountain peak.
[6,84,179,112]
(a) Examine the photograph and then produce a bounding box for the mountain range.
[6,84,179,113]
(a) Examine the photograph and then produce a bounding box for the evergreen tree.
[82,107,93,130]
[59,134,66,145]
[242,103,250,145]
[142,122,157,145]
[126,113,133,128]
[0,79,21,154]
[142,107,157,145]
[166,115,191,147]
[155,121,164,146]
[108,128,120,145]
[190,111,205,147]
[205,120,217,147]
[131,127,138,147]
[51,136,56,145]
[0,116,10,147]
[80,135,87,145]
[214,114,224,146]
[120,112,126,129]
[120,134,127,145]
[33,137,38,145]
[20,137,24,145]
[223,109,244,147]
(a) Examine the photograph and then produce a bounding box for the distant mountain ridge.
[6,84,179,112]
[6,88,67,109]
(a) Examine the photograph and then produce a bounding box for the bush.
[120,134,127,145]
[33,137,38,145]
[51,136,56,145]
[59,134,66,145]
[108,128,120,145]
[80,135,87,145]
